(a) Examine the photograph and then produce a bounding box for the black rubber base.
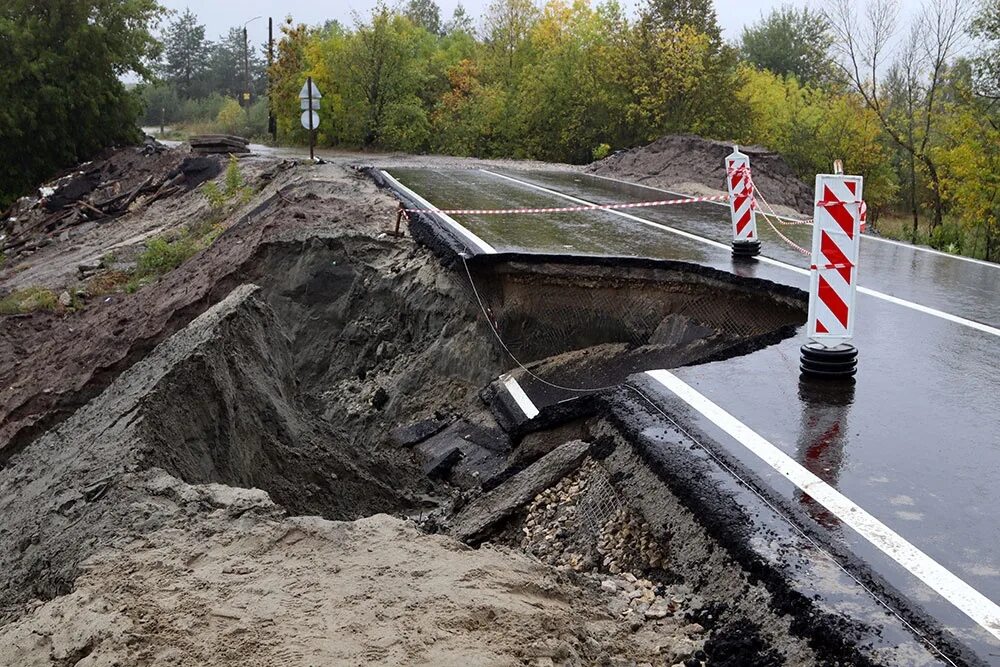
[732,240,761,259]
[800,343,858,379]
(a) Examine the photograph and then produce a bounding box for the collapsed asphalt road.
[380,166,1000,665]
[2,140,996,664]
[1,143,894,665]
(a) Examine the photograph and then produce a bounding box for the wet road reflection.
[795,378,854,531]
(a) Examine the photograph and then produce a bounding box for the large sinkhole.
[1,236,809,616]
[135,241,806,520]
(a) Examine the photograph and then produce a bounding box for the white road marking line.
[481,169,1000,339]
[380,170,496,255]
[588,172,1000,270]
[646,368,1000,642]
[500,373,539,419]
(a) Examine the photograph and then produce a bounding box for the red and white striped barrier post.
[726,146,760,258]
[801,161,862,379]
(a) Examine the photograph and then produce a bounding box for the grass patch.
[86,270,133,297]
[0,286,59,315]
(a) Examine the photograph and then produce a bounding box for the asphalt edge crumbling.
[599,376,981,667]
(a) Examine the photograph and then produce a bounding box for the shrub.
[135,237,197,278]
[929,221,964,253]
[592,143,612,161]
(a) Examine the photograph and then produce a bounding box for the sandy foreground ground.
[0,473,702,667]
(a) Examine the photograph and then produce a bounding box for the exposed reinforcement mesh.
[578,468,624,538]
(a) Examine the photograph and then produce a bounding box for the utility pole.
[243,26,250,108]
[268,17,276,141]
[242,17,261,109]
[307,77,315,161]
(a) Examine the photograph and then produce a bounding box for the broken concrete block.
[450,439,590,543]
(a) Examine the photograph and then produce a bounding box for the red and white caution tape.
[404,194,729,216]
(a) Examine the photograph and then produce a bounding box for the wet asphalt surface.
[387,166,1000,662]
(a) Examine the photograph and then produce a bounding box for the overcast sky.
[157,0,921,50]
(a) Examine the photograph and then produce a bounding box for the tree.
[207,27,266,101]
[0,0,164,207]
[970,0,1000,98]
[405,0,442,36]
[347,4,427,145]
[827,0,970,228]
[445,3,476,35]
[483,0,539,83]
[741,5,834,86]
[161,8,211,97]
[268,18,311,140]
[640,0,720,44]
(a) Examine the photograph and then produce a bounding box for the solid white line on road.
[380,170,497,255]
[587,172,1000,270]
[645,368,1000,642]
[481,169,1000,339]
[500,373,539,419]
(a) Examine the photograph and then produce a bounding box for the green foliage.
[640,0,721,43]
[202,156,252,211]
[737,67,897,211]
[135,236,197,277]
[216,98,246,134]
[405,0,443,35]
[0,287,59,315]
[970,0,1000,97]
[0,0,165,208]
[592,143,612,160]
[740,5,834,86]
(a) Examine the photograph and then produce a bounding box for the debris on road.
[189,134,251,155]
[1,142,222,258]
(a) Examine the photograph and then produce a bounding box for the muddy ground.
[0,141,910,665]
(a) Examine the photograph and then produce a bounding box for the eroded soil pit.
[5,157,921,665]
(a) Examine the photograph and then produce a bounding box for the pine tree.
[161,8,211,98]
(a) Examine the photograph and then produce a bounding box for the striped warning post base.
[725,147,760,258]
[802,170,863,379]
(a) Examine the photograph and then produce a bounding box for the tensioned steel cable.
[461,253,622,393]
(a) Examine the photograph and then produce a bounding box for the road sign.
[300,111,320,130]
[298,80,322,100]
[725,147,757,243]
[806,172,863,344]
[299,77,321,160]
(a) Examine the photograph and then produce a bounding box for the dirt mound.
[587,134,813,214]
[0,490,701,667]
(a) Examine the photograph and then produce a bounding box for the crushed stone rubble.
[516,458,710,666]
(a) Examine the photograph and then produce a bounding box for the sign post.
[801,160,863,379]
[725,146,760,258]
[299,78,322,161]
